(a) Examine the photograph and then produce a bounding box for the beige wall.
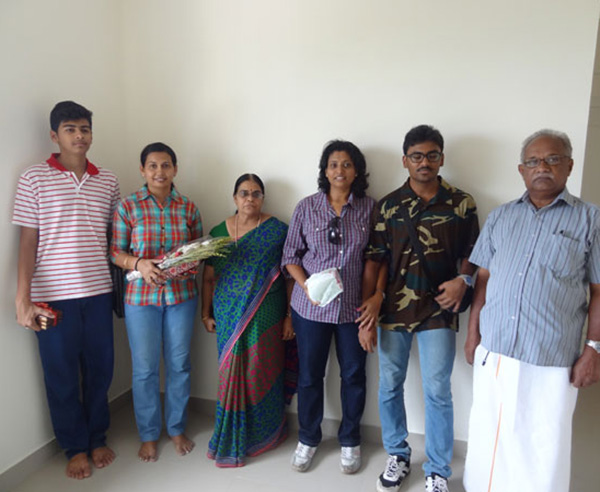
[1,0,599,478]
[0,0,131,475]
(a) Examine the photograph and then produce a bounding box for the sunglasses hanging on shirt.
[328,216,342,245]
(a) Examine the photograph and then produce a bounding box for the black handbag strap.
[398,205,439,293]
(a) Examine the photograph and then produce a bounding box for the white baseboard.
[1,392,466,491]
[188,396,383,442]
[0,438,60,492]
[187,396,467,457]
[0,390,132,492]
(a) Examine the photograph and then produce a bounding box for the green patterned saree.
[207,217,291,467]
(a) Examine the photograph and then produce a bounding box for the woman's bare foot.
[91,446,116,468]
[171,434,195,456]
[66,453,91,479]
[138,441,159,462]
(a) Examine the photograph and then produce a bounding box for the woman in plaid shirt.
[111,142,202,462]
[282,140,377,475]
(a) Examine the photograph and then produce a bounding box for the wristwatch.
[585,339,600,354]
[458,274,474,288]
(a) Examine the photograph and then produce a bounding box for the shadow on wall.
[445,135,522,219]
[361,146,404,201]
[571,384,600,491]
[362,135,522,217]
[263,177,300,220]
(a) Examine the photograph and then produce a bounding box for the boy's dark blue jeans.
[36,293,114,459]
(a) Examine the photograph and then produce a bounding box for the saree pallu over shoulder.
[216,261,280,372]
[207,217,293,467]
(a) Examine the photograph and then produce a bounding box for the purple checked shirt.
[282,192,375,324]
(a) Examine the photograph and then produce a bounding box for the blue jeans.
[125,296,197,441]
[292,310,367,447]
[36,293,114,459]
[378,327,455,478]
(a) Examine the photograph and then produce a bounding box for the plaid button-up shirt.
[282,192,375,324]
[111,185,202,306]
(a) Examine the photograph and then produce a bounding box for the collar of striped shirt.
[46,153,98,175]
[517,187,575,209]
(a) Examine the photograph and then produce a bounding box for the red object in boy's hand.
[34,302,63,330]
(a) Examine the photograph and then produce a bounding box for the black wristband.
[134,257,142,271]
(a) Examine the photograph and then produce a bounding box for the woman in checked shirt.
[282,140,378,475]
[111,142,202,462]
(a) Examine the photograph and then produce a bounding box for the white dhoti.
[463,345,578,492]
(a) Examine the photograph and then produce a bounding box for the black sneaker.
[376,455,411,492]
[425,473,449,492]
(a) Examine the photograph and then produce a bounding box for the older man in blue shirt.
[463,129,600,492]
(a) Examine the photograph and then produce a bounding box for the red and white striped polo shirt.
[12,154,120,302]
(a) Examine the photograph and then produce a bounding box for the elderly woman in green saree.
[201,173,296,467]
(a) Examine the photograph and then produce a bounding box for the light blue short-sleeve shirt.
[470,188,600,367]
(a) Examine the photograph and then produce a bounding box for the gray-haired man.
[463,129,600,492]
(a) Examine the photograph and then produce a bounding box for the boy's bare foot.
[66,453,91,480]
[171,434,195,456]
[91,446,115,468]
[138,441,159,462]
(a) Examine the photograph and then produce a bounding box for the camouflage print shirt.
[366,177,479,332]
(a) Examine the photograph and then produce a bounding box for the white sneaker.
[425,473,449,492]
[290,442,317,472]
[340,445,361,474]
[376,455,411,492]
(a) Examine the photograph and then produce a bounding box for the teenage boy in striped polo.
[13,101,120,479]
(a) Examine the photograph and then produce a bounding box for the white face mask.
[305,268,344,307]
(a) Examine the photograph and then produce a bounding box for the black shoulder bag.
[398,206,473,313]
[107,227,125,319]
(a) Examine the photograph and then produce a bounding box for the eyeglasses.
[237,190,264,199]
[406,151,442,164]
[521,155,569,168]
[328,217,341,245]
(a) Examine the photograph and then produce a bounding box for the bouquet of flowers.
[126,235,233,282]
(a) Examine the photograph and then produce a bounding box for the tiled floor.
[10,404,466,492]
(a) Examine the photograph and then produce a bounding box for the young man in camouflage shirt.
[358,125,479,492]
